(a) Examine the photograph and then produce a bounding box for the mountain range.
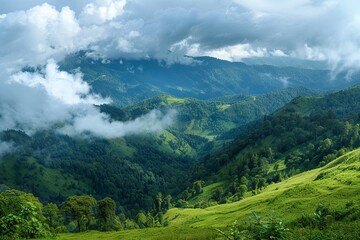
[1,57,360,239]
[60,53,359,106]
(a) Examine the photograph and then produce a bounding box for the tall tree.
[43,202,62,230]
[97,197,117,231]
[61,195,97,232]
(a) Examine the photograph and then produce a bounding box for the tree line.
[0,189,174,239]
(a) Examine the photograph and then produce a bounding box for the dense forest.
[184,84,360,206]
[0,87,319,216]
[1,85,360,239]
[1,1,360,239]
[0,189,173,239]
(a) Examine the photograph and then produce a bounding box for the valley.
[1,80,360,239]
[1,1,360,239]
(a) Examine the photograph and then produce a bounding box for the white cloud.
[1,0,358,71]
[278,76,290,88]
[189,43,267,61]
[0,61,176,138]
[0,141,14,157]
[61,109,177,138]
[0,3,83,71]
[229,0,360,72]
[0,1,177,139]
[80,0,126,25]
[0,80,72,133]
[11,60,109,105]
[271,49,287,57]
[0,0,360,141]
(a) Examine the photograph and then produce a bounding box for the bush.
[217,220,250,240]
[0,202,51,239]
[218,211,288,240]
[249,211,288,240]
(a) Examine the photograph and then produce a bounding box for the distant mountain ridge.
[60,53,359,106]
[242,56,329,70]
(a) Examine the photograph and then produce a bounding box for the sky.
[1,0,359,69]
[0,0,359,153]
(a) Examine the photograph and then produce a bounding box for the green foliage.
[192,180,204,195]
[163,195,172,210]
[197,85,360,203]
[0,128,191,216]
[97,197,121,231]
[61,195,97,232]
[135,212,147,228]
[212,187,225,203]
[0,190,50,238]
[0,85,320,218]
[43,202,64,233]
[3,65,360,240]
[217,220,250,240]
[124,218,139,229]
[175,199,188,208]
[248,211,289,240]
[40,146,360,239]
[218,212,288,240]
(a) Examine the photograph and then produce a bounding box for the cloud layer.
[0,141,13,157]
[0,1,179,142]
[0,0,359,145]
[0,61,176,138]
[1,0,360,68]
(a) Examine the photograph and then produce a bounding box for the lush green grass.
[267,159,287,174]
[56,148,360,239]
[55,228,217,240]
[187,181,225,206]
[108,138,135,158]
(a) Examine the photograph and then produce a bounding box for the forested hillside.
[2,83,360,240]
[189,84,360,207]
[2,143,359,239]
[2,1,360,239]
[0,87,317,218]
[122,87,320,142]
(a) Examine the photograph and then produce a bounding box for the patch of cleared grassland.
[187,181,225,207]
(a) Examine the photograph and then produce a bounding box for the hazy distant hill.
[60,53,357,106]
[242,56,329,70]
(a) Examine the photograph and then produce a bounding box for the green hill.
[55,147,360,239]
[166,84,360,215]
[0,87,317,216]
[0,130,195,216]
[2,84,360,239]
[46,85,360,238]
[120,87,321,153]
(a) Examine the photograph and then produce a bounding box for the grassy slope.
[56,148,360,239]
